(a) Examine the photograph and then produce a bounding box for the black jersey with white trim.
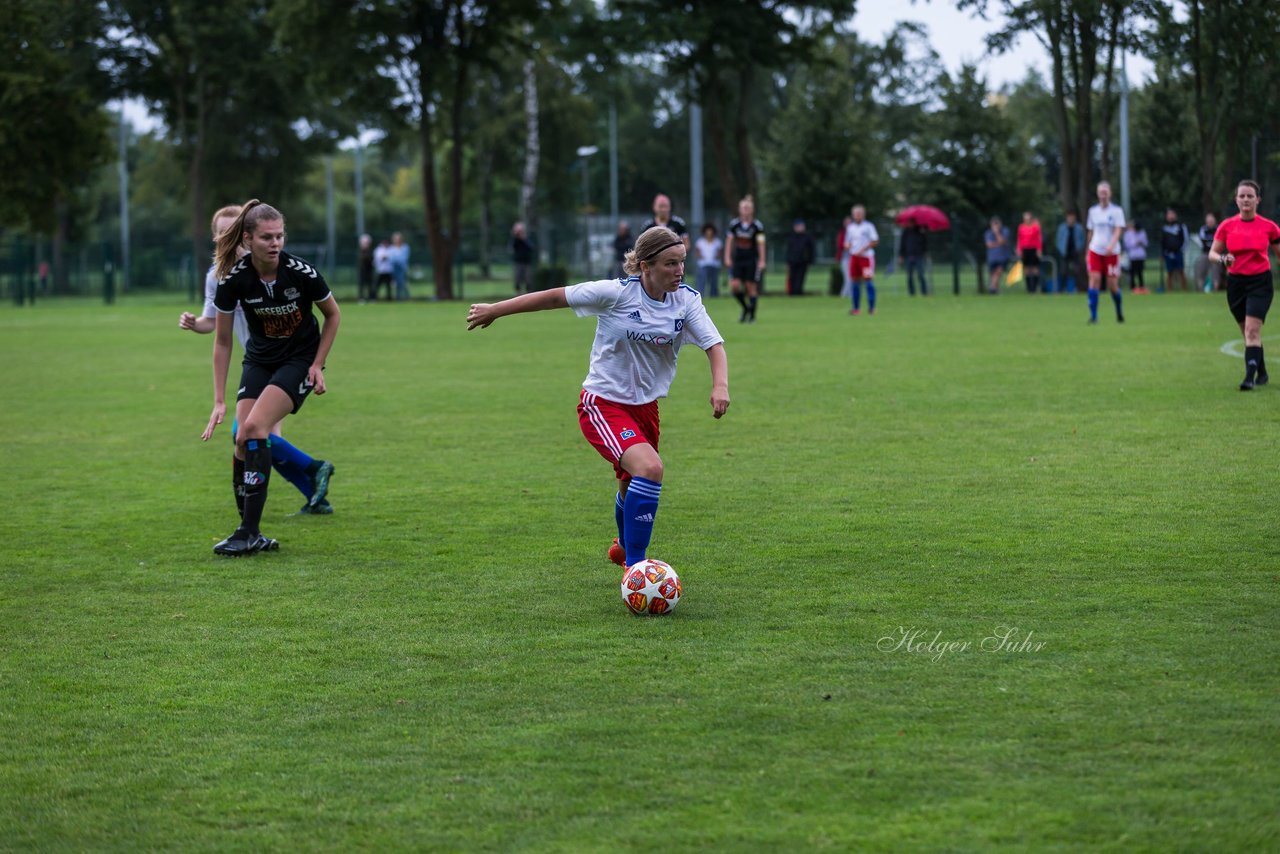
[639,215,688,239]
[728,218,765,263]
[213,251,332,365]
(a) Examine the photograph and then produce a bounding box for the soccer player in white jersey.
[844,205,879,315]
[467,226,731,568]
[1085,181,1126,324]
[180,204,337,518]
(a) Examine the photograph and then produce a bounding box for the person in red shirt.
[1209,180,1280,390]
[1016,211,1043,293]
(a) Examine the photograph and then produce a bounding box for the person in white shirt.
[844,204,879,315]
[1085,181,1126,324]
[467,226,730,569]
[694,223,723,297]
[373,239,394,301]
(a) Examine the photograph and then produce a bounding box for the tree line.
[3,0,1278,297]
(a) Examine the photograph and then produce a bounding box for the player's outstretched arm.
[202,313,234,441]
[467,287,569,330]
[706,343,730,419]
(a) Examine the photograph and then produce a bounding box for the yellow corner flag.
[1006,260,1024,287]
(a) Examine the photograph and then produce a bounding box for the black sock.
[1245,346,1262,381]
[233,456,246,519]
[1258,346,1267,377]
[734,291,747,310]
[748,296,758,318]
[240,438,272,535]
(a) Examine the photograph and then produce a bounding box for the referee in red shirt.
[1210,180,1280,390]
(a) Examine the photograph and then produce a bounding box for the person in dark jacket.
[898,223,929,295]
[785,219,816,295]
[1160,208,1189,292]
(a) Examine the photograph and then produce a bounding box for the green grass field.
[2,288,1276,851]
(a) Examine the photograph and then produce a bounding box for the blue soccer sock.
[866,280,877,312]
[270,434,315,500]
[1087,288,1099,321]
[851,282,862,311]
[622,476,662,566]
[615,492,625,542]
[1111,289,1124,319]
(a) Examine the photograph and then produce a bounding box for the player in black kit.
[724,196,767,322]
[202,200,341,555]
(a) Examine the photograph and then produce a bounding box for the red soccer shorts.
[578,390,660,480]
[1087,250,1121,279]
[848,255,875,279]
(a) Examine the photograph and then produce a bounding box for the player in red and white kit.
[1209,179,1280,390]
[467,226,731,568]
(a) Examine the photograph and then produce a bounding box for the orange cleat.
[608,537,626,567]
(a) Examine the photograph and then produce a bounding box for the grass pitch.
[1,287,1277,851]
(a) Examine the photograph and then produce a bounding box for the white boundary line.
[1219,334,1276,358]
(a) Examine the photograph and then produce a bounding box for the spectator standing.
[694,224,722,297]
[1055,210,1085,294]
[1123,220,1149,293]
[357,234,374,303]
[1160,208,1189,292]
[1195,213,1224,292]
[1016,211,1043,293]
[984,217,1013,294]
[898,222,929,296]
[785,219,816,296]
[512,222,535,293]
[612,222,634,279]
[373,238,394,301]
[390,232,410,300]
[836,215,853,297]
[640,194,690,250]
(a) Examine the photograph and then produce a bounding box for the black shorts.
[1226,270,1273,324]
[238,353,319,414]
[730,259,760,284]
[1020,248,1039,266]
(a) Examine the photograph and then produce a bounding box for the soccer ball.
[620,559,682,615]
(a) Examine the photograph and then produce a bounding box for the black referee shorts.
[1226,270,1274,324]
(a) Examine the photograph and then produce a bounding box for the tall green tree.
[607,0,853,211]
[105,0,336,290]
[910,65,1044,227]
[276,0,558,300]
[0,0,111,289]
[960,0,1155,217]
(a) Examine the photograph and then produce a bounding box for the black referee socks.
[1245,346,1262,383]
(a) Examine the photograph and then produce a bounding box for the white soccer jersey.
[201,266,249,348]
[565,277,724,405]
[1087,203,1125,255]
[844,220,879,258]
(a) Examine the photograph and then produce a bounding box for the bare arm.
[179,313,217,334]
[1208,238,1232,267]
[202,313,235,441]
[309,296,342,395]
[706,342,729,419]
[756,235,767,271]
[1107,225,1123,255]
[467,287,569,330]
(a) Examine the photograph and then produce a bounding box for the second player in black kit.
[202,200,341,556]
[724,196,767,322]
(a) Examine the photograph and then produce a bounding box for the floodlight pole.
[354,139,365,239]
[325,155,336,277]
[690,98,704,230]
[609,102,619,222]
[1119,51,1131,217]
[118,105,130,293]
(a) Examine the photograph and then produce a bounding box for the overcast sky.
[851,1,1155,88]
